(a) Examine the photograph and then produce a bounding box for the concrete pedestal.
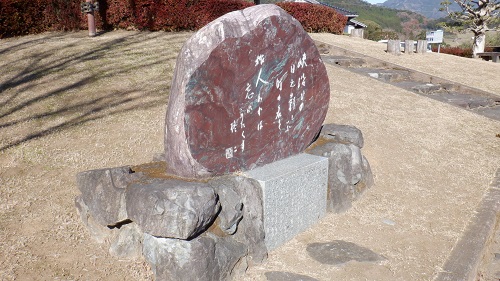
[247,153,328,250]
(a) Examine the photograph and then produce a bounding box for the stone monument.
[75,4,374,281]
[164,4,330,178]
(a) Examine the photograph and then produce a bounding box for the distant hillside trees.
[361,19,398,41]
[398,11,426,39]
[440,0,500,57]
[319,0,431,40]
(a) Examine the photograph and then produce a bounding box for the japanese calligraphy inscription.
[164,4,330,178]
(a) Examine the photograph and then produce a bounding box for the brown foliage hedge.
[0,0,253,38]
[0,0,85,38]
[0,1,347,38]
[431,45,473,58]
[276,2,347,34]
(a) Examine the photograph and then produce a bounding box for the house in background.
[284,0,367,35]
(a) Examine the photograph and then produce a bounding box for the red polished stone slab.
[165,4,330,178]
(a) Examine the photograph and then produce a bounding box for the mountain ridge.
[381,0,459,19]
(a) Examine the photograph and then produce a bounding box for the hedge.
[109,0,255,31]
[0,0,84,38]
[276,2,347,34]
[432,45,473,58]
[0,0,254,37]
[0,1,347,38]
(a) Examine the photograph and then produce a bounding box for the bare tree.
[440,0,500,57]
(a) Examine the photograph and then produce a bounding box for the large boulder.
[307,124,374,213]
[126,178,220,239]
[320,124,364,148]
[75,195,115,244]
[76,196,143,260]
[164,4,330,178]
[143,233,247,281]
[209,175,267,265]
[76,166,141,226]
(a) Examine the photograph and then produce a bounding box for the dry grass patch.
[0,30,191,280]
[0,31,191,151]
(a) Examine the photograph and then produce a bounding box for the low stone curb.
[314,39,500,123]
[434,168,500,281]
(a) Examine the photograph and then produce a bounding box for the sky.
[364,0,385,4]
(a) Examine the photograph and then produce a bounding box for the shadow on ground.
[0,31,191,151]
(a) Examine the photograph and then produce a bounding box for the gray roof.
[317,2,358,17]
[349,19,367,28]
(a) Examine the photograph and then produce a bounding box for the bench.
[476,52,500,63]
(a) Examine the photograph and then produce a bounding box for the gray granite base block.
[246,153,328,251]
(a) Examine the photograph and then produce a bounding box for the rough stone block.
[108,223,143,260]
[412,83,442,94]
[75,195,115,244]
[143,233,246,281]
[76,166,140,226]
[246,153,328,251]
[77,193,143,260]
[387,39,401,55]
[213,184,243,235]
[416,40,428,54]
[209,175,267,264]
[404,40,414,54]
[307,240,385,265]
[307,141,374,213]
[320,124,364,148]
[126,178,220,239]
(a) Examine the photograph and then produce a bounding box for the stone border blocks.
[434,169,500,281]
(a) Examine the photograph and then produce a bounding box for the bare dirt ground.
[1,31,499,280]
[0,30,191,280]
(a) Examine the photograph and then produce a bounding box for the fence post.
[416,40,428,54]
[387,40,401,55]
[350,29,364,38]
[404,40,414,54]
